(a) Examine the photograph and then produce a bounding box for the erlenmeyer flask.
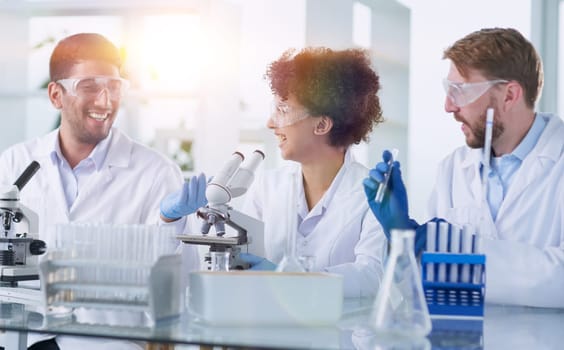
[276,172,305,272]
[370,229,431,337]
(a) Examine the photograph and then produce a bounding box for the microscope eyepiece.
[13,161,40,191]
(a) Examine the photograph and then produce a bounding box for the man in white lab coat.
[364,28,564,308]
[0,33,205,349]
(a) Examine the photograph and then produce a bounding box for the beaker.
[370,229,432,338]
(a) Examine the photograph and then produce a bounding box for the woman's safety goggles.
[269,100,310,128]
[56,76,130,100]
[442,79,508,107]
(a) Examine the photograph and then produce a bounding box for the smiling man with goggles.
[269,100,310,128]
[57,76,130,100]
[442,78,508,107]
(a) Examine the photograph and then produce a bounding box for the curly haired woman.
[241,47,387,297]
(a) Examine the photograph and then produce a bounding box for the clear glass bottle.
[371,229,432,337]
[276,172,305,273]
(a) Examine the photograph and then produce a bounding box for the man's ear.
[502,81,523,111]
[313,116,333,135]
[47,82,63,110]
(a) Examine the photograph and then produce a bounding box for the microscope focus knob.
[29,239,46,255]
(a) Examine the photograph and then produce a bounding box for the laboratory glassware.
[371,229,432,337]
[276,172,305,272]
[474,108,494,281]
[375,148,399,202]
[298,255,315,272]
[209,251,230,271]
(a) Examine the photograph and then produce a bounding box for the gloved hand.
[238,252,277,271]
[160,173,208,220]
[363,150,417,240]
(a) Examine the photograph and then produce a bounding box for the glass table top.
[1,297,564,349]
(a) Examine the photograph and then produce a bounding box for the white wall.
[405,0,532,221]
[0,14,29,151]
[0,0,540,211]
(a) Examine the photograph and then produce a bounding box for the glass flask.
[371,229,432,337]
[276,172,305,273]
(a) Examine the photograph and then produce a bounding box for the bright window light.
[136,15,203,92]
[353,2,371,48]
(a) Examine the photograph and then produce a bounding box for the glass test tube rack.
[39,223,183,326]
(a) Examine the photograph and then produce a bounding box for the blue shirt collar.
[50,129,113,170]
[510,113,547,161]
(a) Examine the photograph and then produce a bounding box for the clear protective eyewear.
[442,78,508,107]
[56,76,130,100]
[269,100,310,127]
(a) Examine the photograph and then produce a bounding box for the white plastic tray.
[188,271,343,326]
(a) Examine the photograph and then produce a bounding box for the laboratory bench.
[1,298,563,350]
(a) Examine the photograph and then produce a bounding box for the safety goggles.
[269,100,310,128]
[442,78,508,107]
[56,76,130,100]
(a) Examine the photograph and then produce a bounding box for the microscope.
[0,161,46,287]
[177,150,265,270]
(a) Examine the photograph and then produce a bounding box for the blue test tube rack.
[421,252,486,317]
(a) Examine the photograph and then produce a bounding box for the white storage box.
[188,271,343,326]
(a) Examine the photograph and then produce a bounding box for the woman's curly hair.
[266,47,383,147]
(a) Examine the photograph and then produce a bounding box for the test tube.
[375,149,399,203]
[472,234,484,284]
[449,225,461,283]
[437,222,449,282]
[460,225,473,283]
[425,222,437,281]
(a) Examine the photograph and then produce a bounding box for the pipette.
[482,108,494,203]
[375,148,399,203]
[476,108,494,251]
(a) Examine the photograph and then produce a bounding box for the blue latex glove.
[238,252,277,271]
[363,150,417,237]
[160,173,208,220]
[364,151,449,255]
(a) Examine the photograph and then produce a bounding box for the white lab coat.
[428,112,564,308]
[243,150,387,298]
[0,128,199,349]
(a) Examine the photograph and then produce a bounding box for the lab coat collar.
[103,128,133,169]
[530,112,563,164]
[296,148,353,218]
[333,148,357,195]
[458,113,561,193]
[47,129,113,172]
[460,148,482,170]
[34,129,59,158]
[510,112,547,162]
[500,113,562,211]
[36,128,122,168]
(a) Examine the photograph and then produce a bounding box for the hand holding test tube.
[375,148,399,203]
